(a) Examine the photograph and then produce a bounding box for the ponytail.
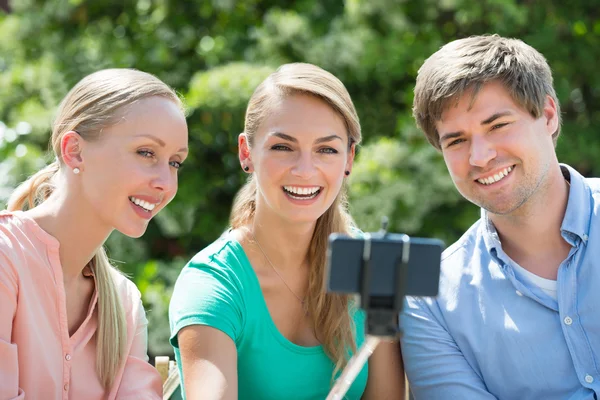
[92,247,126,389]
[7,161,60,211]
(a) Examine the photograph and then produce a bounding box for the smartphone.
[326,232,444,298]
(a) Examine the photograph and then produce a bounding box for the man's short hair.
[413,34,561,150]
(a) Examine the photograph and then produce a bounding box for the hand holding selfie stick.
[326,218,411,400]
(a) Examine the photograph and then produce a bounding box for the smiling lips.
[283,185,321,200]
[476,166,514,185]
[129,196,158,212]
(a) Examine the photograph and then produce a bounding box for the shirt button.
[582,234,589,241]
[65,354,71,361]
[585,375,594,383]
[516,290,523,296]
[564,316,573,325]
[64,383,69,391]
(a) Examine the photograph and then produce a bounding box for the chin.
[283,210,327,225]
[115,223,149,239]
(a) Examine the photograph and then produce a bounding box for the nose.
[151,163,178,195]
[291,151,317,179]
[469,135,497,167]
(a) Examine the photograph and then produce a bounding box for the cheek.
[165,175,179,201]
[442,152,470,185]
[324,166,345,188]
[259,156,287,178]
[443,152,461,174]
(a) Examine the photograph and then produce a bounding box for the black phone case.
[326,233,444,297]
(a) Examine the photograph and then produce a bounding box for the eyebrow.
[439,131,462,146]
[481,111,513,125]
[136,134,188,153]
[270,131,344,144]
[439,111,514,146]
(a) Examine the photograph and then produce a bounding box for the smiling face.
[437,81,559,216]
[77,96,188,237]
[240,93,354,224]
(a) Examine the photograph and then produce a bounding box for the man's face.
[436,81,559,216]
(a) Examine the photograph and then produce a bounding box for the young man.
[400,34,599,399]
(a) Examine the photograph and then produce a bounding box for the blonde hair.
[230,63,362,376]
[413,34,562,150]
[7,68,183,389]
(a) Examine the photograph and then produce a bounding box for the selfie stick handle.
[325,335,381,400]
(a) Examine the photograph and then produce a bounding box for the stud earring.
[244,166,250,172]
[73,168,80,175]
[345,171,350,176]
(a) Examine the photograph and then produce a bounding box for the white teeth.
[129,196,157,211]
[477,166,513,185]
[283,186,320,195]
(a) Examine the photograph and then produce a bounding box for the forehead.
[257,93,347,141]
[437,81,521,128]
[104,96,188,144]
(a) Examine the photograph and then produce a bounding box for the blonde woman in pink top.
[0,69,188,399]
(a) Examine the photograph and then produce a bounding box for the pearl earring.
[73,168,80,174]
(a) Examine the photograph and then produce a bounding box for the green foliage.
[2,0,599,357]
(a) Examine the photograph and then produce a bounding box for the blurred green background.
[1,0,599,359]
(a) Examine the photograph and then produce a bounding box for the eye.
[318,147,339,154]
[446,138,465,148]
[491,122,509,130]
[271,144,292,151]
[137,149,155,158]
[170,160,183,170]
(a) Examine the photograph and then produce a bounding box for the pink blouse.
[0,211,162,399]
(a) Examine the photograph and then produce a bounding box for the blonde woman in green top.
[169,63,404,399]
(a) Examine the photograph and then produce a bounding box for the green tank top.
[169,235,368,400]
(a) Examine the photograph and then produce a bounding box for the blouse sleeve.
[0,248,25,399]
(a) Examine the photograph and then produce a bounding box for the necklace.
[245,228,306,306]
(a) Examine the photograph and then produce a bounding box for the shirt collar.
[559,163,592,242]
[481,163,592,252]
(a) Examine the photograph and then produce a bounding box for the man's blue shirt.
[400,164,600,399]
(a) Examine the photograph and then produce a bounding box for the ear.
[238,132,253,172]
[543,95,559,137]
[60,131,84,172]
[345,142,356,175]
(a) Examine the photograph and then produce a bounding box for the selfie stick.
[326,218,410,400]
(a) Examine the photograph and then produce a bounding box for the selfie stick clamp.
[359,216,410,337]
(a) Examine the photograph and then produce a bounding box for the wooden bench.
[155,356,182,400]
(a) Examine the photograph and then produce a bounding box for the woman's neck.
[26,189,112,284]
[247,207,316,271]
